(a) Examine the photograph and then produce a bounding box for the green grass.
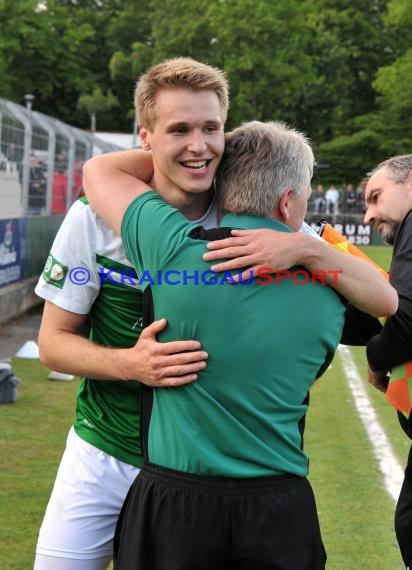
[0,359,78,569]
[306,245,405,569]
[358,244,393,272]
[307,355,405,569]
[0,246,405,569]
[2,347,406,569]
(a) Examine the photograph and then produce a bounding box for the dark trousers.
[395,445,412,566]
[114,462,326,570]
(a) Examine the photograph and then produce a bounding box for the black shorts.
[114,462,326,570]
[395,445,412,566]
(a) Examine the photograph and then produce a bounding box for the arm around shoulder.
[83,149,154,235]
[295,234,398,318]
[204,228,397,318]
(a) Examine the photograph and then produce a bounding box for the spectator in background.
[28,153,47,214]
[325,184,340,215]
[6,143,23,180]
[0,149,7,170]
[55,151,68,173]
[343,183,357,213]
[51,169,68,214]
[313,183,326,214]
[6,143,20,163]
[51,161,84,214]
[73,161,84,200]
[356,183,366,214]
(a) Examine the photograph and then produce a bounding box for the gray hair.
[217,120,314,217]
[368,154,412,184]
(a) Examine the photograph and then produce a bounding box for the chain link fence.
[0,97,123,218]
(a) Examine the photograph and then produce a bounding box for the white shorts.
[34,427,139,566]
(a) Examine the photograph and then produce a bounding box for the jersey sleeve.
[121,192,195,281]
[35,200,100,314]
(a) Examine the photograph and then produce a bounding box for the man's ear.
[406,170,412,190]
[278,189,294,224]
[139,125,151,151]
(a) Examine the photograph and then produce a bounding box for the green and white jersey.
[35,197,144,466]
[35,196,218,467]
[122,192,346,478]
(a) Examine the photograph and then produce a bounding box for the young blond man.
[34,58,228,570]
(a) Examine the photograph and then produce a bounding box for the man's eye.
[206,125,222,133]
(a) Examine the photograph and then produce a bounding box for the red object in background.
[52,169,84,214]
[51,172,68,213]
[73,168,84,200]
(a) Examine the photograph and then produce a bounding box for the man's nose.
[364,206,374,224]
[187,130,207,153]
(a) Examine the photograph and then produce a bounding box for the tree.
[315,129,383,186]
[0,0,408,184]
[149,0,213,62]
[0,0,124,127]
[367,0,412,154]
[77,86,118,133]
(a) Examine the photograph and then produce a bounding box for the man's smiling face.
[139,88,225,208]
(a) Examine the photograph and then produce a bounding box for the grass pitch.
[0,245,406,569]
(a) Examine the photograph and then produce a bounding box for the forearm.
[294,233,398,317]
[38,314,208,387]
[203,227,397,317]
[83,149,154,235]
[38,328,130,380]
[84,149,153,186]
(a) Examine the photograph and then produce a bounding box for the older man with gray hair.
[87,119,347,569]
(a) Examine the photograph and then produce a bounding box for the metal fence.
[0,97,123,218]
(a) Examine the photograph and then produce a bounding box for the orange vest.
[319,222,410,414]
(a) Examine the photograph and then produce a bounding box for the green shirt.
[36,198,144,467]
[122,192,345,477]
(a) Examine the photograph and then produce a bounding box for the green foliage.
[372,50,412,153]
[0,0,411,178]
[77,86,118,131]
[375,49,412,107]
[316,129,384,185]
[386,0,412,29]
[206,0,314,128]
[315,0,394,125]
[149,0,213,62]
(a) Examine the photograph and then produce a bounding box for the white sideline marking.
[338,345,404,502]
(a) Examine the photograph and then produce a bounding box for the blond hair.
[135,57,229,131]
